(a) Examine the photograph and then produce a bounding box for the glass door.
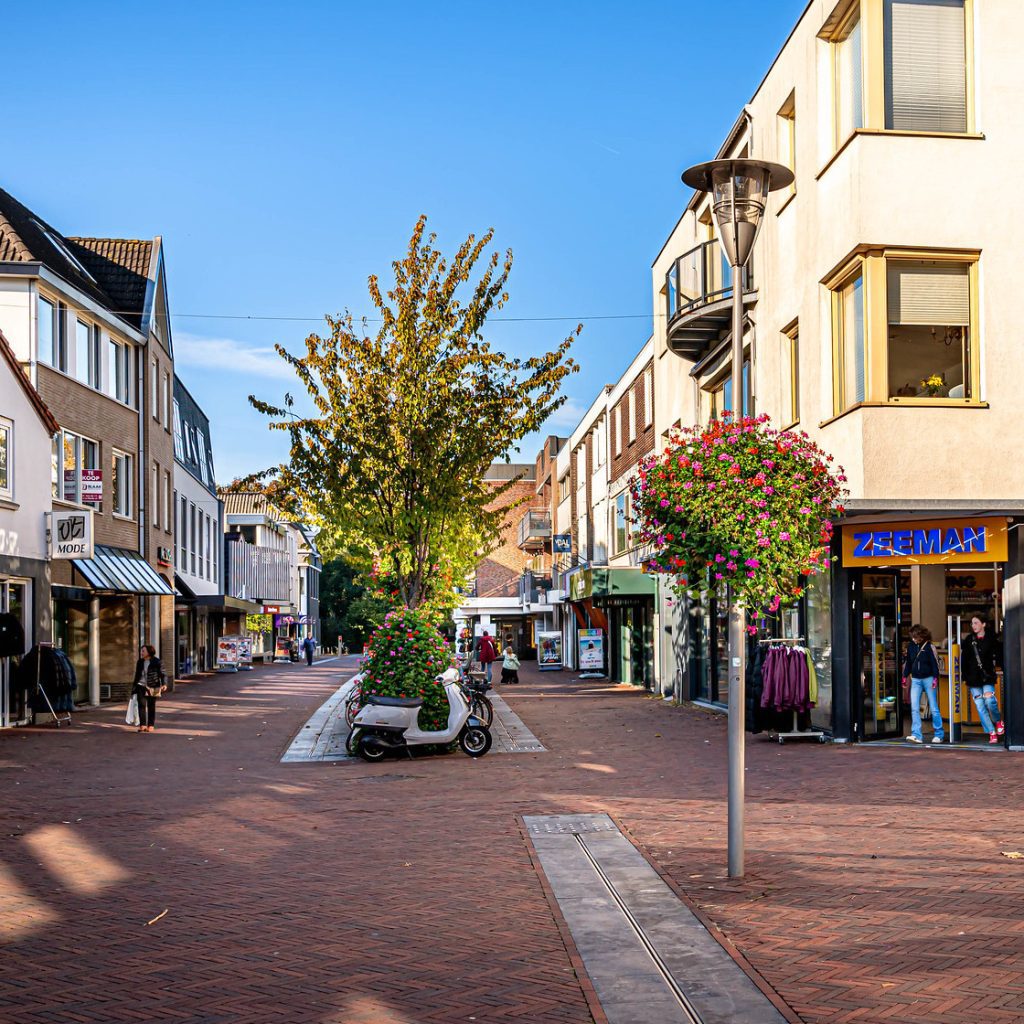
[856,572,904,739]
[1,580,30,727]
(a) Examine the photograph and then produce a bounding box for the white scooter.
[346,667,492,761]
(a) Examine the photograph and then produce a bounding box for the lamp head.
[682,159,794,268]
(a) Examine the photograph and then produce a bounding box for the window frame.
[0,417,12,501]
[821,0,975,157]
[781,320,800,429]
[825,247,981,416]
[74,318,101,389]
[643,367,654,427]
[111,449,134,518]
[151,359,159,420]
[613,491,629,555]
[37,294,66,371]
[106,337,131,404]
[777,92,797,197]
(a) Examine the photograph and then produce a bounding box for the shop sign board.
[841,517,1009,567]
[552,534,572,554]
[238,637,253,666]
[216,637,240,668]
[49,509,94,559]
[569,569,592,602]
[578,628,604,671]
[537,631,562,671]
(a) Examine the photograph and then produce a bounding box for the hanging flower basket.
[629,415,848,614]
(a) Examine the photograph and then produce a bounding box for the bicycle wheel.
[471,695,494,727]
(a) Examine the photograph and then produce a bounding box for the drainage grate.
[524,813,618,837]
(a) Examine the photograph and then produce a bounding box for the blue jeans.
[483,661,493,683]
[910,677,943,741]
[969,685,1001,734]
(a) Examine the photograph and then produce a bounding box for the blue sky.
[5,0,806,482]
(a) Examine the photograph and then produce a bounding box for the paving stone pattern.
[2,659,1024,1023]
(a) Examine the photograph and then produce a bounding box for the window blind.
[885,0,967,132]
[887,263,970,325]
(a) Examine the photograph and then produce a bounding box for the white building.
[0,330,59,726]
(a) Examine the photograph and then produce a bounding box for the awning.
[568,567,657,602]
[175,575,197,601]
[72,545,175,596]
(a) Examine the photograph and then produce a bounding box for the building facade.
[649,0,1023,746]
[0,187,175,704]
[0,330,59,726]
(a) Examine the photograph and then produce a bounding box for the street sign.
[49,509,94,559]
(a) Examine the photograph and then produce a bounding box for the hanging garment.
[17,646,77,714]
[805,650,818,706]
[0,612,25,658]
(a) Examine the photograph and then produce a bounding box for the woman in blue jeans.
[902,625,944,744]
[962,614,1004,744]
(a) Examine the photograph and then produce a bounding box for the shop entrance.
[853,571,905,739]
[1,579,30,727]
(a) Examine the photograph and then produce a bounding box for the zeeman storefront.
[830,512,1024,748]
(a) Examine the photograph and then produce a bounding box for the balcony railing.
[517,510,552,550]
[664,240,755,359]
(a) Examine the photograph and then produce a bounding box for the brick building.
[0,187,176,706]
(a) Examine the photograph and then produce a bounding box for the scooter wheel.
[345,727,362,757]
[459,725,492,758]
[357,733,387,762]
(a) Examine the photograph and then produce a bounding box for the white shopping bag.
[125,694,140,726]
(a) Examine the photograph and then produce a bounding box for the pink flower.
[779,531,791,541]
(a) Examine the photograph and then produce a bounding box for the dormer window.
[32,220,97,283]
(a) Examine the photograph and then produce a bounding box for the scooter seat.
[366,695,422,708]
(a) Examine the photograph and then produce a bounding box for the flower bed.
[630,415,847,614]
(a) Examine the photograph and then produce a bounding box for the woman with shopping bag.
[130,645,165,733]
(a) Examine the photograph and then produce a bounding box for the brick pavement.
[2,658,1023,1023]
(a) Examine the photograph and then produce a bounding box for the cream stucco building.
[650,0,1023,746]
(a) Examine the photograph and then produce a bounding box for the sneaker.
[989,732,1000,745]
[905,735,922,743]
[996,721,1005,736]
[931,736,944,744]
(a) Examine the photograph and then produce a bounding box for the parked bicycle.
[458,665,494,727]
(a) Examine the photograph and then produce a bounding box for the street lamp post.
[681,158,794,878]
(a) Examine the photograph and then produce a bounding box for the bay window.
[828,248,978,413]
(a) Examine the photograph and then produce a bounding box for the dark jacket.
[903,641,939,680]
[133,656,164,694]
[962,630,999,687]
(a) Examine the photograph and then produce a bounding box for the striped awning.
[73,545,175,596]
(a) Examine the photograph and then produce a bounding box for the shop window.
[806,569,832,732]
[831,266,865,413]
[884,0,968,133]
[0,418,11,500]
[887,260,970,399]
[112,450,133,517]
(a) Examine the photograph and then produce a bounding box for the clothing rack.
[34,641,72,728]
[757,637,826,745]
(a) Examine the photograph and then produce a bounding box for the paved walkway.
[2,657,1023,1023]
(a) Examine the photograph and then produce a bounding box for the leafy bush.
[630,415,847,613]
[359,608,454,730]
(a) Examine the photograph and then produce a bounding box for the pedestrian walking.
[475,630,498,684]
[500,644,521,685]
[902,624,943,744]
[303,635,315,666]
[131,644,165,733]
[962,614,1004,744]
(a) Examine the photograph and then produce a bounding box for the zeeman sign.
[841,517,1009,567]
